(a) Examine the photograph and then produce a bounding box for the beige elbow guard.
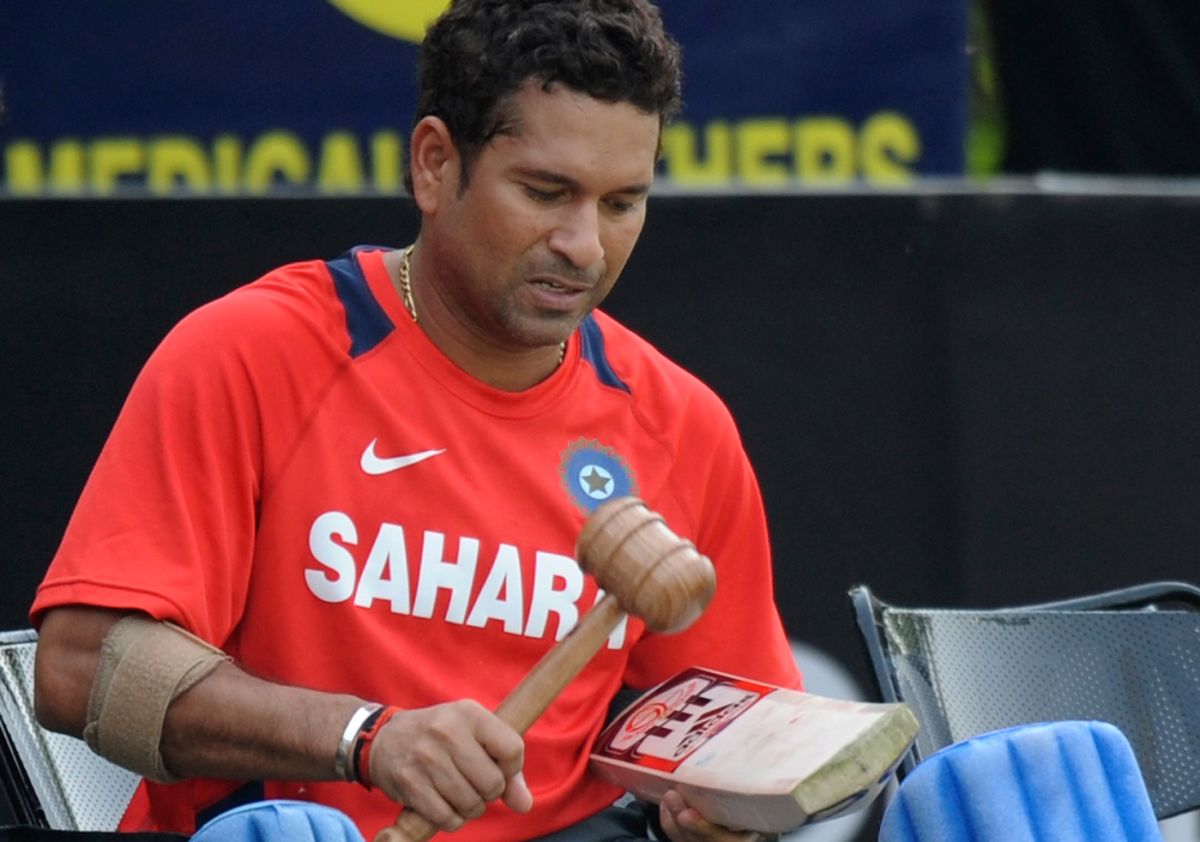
[83,615,230,783]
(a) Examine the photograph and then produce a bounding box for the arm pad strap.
[83,615,230,782]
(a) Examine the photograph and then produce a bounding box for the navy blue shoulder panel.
[325,245,394,358]
[579,313,630,393]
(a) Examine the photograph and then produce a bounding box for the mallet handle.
[496,593,625,731]
[373,594,626,842]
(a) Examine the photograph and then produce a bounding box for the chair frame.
[850,580,1200,818]
[0,630,51,828]
[0,629,143,831]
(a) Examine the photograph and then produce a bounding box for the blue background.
[0,0,968,191]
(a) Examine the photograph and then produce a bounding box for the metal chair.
[0,630,141,831]
[849,581,1200,821]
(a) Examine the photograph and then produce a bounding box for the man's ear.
[409,116,459,214]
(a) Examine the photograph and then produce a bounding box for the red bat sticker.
[594,668,774,772]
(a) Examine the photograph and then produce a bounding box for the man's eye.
[523,185,562,202]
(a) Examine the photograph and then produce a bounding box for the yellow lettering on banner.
[212,135,242,193]
[371,131,403,192]
[660,112,922,186]
[318,131,365,192]
[795,117,856,184]
[90,139,144,193]
[5,142,49,194]
[860,112,920,185]
[243,131,311,192]
[2,119,920,193]
[735,119,791,186]
[147,136,211,192]
[49,142,88,192]
[660,121,732,186]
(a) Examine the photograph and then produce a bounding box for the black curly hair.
[406,0,683,193]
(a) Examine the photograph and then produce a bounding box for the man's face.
[423,82,661,355]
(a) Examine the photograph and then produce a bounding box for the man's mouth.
[531,274,590,294]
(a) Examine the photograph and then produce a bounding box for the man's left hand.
[657,790,776,842]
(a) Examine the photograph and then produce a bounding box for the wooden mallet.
[374,496,716,842]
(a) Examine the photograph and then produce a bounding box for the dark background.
[987,0,1200,175]
[4,191,1198,691]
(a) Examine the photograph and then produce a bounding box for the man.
[31,1,801,840]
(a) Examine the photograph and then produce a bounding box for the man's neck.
[382,248,566,392]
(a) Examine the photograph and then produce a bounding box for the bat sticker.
[595,668,772,771]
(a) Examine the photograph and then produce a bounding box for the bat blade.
[589,667,918,834]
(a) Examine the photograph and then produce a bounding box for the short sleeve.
[31,296,267,644]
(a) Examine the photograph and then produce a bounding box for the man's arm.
[34,605,531,831]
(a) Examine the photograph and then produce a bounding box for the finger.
[422,735,502,819]
[423,770,487,822]
[659,793,684,839]
[469,709,525,780]
[659,790,761,842]
[454,711,525,799]
[395,775,467,832]
[502,770,533,814]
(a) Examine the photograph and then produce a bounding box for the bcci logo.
[560,438,638,513]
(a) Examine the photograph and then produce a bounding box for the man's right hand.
[368,700,532,831]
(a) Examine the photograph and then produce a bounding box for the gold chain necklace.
[397,244,567,366]
[398,244,419,324]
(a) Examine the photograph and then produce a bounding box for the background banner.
[0,0,968,195]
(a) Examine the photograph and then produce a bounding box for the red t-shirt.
[32,247,801,840]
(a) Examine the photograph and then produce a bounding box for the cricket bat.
[589,667,918,834]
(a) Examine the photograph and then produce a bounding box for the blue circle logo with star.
[560,439,637,513]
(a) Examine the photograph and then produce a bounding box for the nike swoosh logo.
[360,439,446,475]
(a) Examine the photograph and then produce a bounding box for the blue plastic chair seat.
[190,800,365,842]
[879,720,1159,842]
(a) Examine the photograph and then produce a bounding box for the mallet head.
[576,497,716,633]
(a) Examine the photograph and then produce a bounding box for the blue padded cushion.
[878,720,1159,842]
[190,800,365,842]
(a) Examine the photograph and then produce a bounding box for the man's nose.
[547,203,604,269]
